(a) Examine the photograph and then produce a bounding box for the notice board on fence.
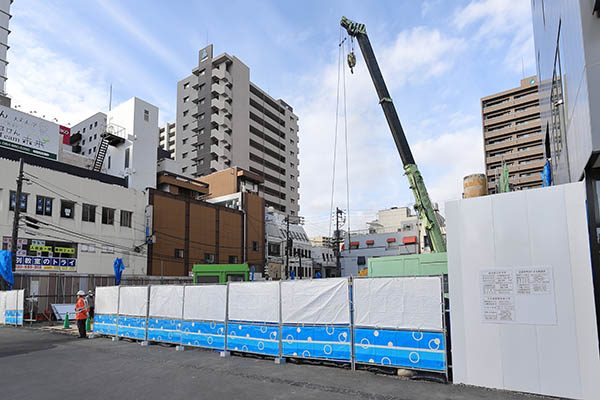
[183,285,226,322]
[228,281,279,323]
[118,286,148,317]
[281,278,349,324]
[95,286,119,314]
[149,286,183,318]
[353,277,443,331]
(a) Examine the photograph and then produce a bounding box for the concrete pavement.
[0,326,548,400]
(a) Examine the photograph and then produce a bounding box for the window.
[94,121,98,127]
[290,175,294,180]
[229,255,239,264]
[102,207,115,225]
[200,69,206,76]
[120,210,132,227]
[183,96,189,103]
[82,204,96,222]
[199,158,204,166]
[205,253,215,263]
[252,241,259,251]
[36,196,53,216]
[61,201,75,218]
[83,127,86,133]
[82,139,86,145]
[9,191,27,212]
[183,82,189,89]
[183,138,188,145]
[125,148,130,169]
[88,149,92,155]
[89,123,93,130]
[199,143,204,150]
[182,152,188,159]
[268,242,280,256]
[199,113,205,120]
[144,109,149,121]
[182,167,187,173]
[357,256,366,265]
[290,151,295,156]
[93,134,97,140]
[93,146,96,153]
[290,162,295,168]
[108,156,111,169]
[175,249,184,258]
[199,98,205,105]
[290,187,295,192]
[183,124,188,131]
[183,110,189,117]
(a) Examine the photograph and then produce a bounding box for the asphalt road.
[0,326,546,400]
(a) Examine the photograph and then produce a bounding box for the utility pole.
[285,215,290,280]
[335,207,343,276]
[10,158,25,273]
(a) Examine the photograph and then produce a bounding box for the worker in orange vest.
[75,290,90,338]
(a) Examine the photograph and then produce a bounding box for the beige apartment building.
[481,76,545,194]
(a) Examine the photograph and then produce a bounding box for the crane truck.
[341,16,446,253]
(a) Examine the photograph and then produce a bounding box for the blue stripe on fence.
[282,325,351,361]
[147,318,181,344]
[94,314,117,335]
[117,316,147,340]
[180,321,225,350]
[226,323,279,356]
[354,328,446,371]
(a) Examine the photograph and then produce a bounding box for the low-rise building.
[265,210,311,279]
[311,245,336,278]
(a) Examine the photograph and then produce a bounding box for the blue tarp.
[542,160,552,187]
[0,250,14,289]
[113,258,125,285]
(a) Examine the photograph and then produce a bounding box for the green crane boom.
[340,16,446,253]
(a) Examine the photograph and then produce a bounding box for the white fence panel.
[149,285,184,318]
[281,278,349,324]
[354,276,443,331]
[95,286,119,314]
[6,290,17,311]
[118,286,148,317]
[228,281,279,323]
[0,291,5,324]
[183,285,226,322]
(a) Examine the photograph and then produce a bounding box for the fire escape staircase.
[91,126,126,172]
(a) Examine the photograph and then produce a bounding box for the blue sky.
[7,0,535,236]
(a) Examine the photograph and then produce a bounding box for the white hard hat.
[77,290,85,296]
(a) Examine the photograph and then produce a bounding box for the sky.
[6,0,536,237]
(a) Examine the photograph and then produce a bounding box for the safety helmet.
[77,290,85,296]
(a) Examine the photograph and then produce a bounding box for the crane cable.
[329,27,351,246]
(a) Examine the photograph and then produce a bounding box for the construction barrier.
[0,290,24,326]
[92,276,447,375]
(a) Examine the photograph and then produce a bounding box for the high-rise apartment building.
[481,76,545,194]
[175,45,300,216]
[158,122,176,159]
[0,0,13,107]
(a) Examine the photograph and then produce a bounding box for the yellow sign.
[30,245,53,252]
[54,247,75,254]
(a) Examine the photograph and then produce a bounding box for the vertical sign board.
[0,105,60,160]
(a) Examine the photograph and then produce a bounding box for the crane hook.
[347,51,356,74]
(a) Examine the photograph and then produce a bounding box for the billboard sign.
[0,105,60,160]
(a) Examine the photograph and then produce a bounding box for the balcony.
[211,113,231,130]
[211,82,232,99]
[211,97,233,116]
[69,132,82,145]
[213,67,232,83]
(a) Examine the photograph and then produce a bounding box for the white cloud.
[294,27,472,236]
[453,0,535,74]
[6,29,108,126]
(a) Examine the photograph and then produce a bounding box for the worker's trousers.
[77,319,87,338]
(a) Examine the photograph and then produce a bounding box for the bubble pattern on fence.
[91,277,447,374]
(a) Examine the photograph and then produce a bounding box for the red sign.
[59,125,71,145]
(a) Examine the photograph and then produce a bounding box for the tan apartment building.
[481,76,545,194]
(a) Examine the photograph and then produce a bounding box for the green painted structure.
[192,264,249,284]
[368,252,447,277]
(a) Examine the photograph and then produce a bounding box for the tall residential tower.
[481,76,545,193]
[174,45,300,216]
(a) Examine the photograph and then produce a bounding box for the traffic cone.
[63,312,70,329]
[86,316,91,332]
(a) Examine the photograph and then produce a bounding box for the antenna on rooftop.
[109,84,113,111]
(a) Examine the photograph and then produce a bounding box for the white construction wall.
[446,182,600,399]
